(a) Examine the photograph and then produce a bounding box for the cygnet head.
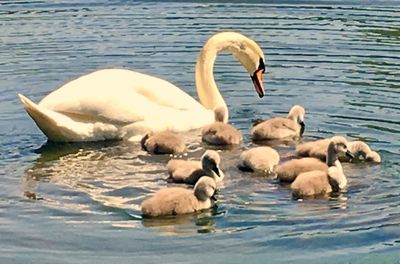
[201,150,224,181]
[330,136,353,159]
[287,105,305,124]
[194,176,217,202]
[348,141,381,163]
[326,136,353,169]
[213,106,228,123]
[287,105,305,134]
[367,151,381,163]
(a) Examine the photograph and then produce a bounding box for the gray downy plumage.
[141,176,217,217]
[141,131,186,154]
[238,146,280,174]
[251,105,305,141]
[290,138,353,199]
[167,150,224,185]
[202,106,242,146]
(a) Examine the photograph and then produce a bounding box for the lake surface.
[1,1,399,263]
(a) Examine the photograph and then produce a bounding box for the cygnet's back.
[141,176,216,217]
[141,131,186,154]
[275,157,328,183]
[296,136,348,160]
[251,105,305,141]
[290,139,350,199]
[202,107,242,146]
[291,170,333,198]
[238,146,280,173]
[167,150,224,185]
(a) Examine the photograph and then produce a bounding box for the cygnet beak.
[345,150,354,159]
[299,121,305,136]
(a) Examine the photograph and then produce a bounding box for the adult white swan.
[18,31,266,142]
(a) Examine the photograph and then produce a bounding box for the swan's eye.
[258,58,265,73]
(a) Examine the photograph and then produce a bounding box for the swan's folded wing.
[39,69,206,125]
[18,94,120,141]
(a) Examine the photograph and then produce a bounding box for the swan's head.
[228,34,266,98]
[204,32,266,98]
[196,32,266,112]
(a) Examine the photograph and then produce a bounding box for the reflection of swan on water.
[18,31,266,142]
[21,141,158,209]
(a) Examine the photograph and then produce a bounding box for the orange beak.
[251,69,265,98]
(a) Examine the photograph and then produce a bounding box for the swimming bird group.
[18,31,381,217]
[139,106,380,216]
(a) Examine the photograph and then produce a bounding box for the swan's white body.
[19,70,213,142]
[19,32,265,142]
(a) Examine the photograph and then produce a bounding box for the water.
[1,1,400,263]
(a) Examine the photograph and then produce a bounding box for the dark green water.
[1,1,399,263]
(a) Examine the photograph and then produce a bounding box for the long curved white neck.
[195,38,232,122]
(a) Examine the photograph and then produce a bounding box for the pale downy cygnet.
[141,131,186,154]
[291,139,353,199]
[141,176,217,217]
[274,137,351,182]
[339,141,381,163]
[202,107,242,146]
[238,146,280,174]
[275,157,328,183]
[251,105,305,141]
[167,150,224,185]
[296,136,349,160]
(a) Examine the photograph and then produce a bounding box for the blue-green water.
[1,1,400,263]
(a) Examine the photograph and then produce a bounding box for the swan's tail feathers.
[18,94,121,142]
[18,93,80,142]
